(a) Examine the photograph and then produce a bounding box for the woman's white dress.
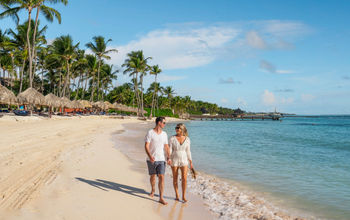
[169,136,192,167]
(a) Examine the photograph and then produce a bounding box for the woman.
[169,123,193,202]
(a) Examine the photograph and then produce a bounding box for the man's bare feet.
[159,198,168,205]
[175,197,180,201]
[149,190,155,197]
[182,198,188,203]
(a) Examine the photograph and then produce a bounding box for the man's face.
[160,120,166,128]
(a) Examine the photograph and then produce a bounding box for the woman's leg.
[180,166,188,202]
[171,166,180,200]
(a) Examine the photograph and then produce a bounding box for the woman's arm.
[186,138,193,169]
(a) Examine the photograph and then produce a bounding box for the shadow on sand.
[75,177,172,203]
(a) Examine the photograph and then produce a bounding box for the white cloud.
[107,26,240,70]
[236,97,247,107]
[221,98,229,103]
[260,60,295,74]
[262,90,276,105]
[103,21,310,71]
[246,31,267,49]
[301,94,315,102]
[157,74,187,82]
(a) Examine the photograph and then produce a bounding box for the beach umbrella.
[44,93,61,108]
[104,101,114,109]
[17,88,46,106]
[93,101,107,110]
[71,100,83,109]
[60,97,73,108]
[0,84,17,104]
[79,100,92,108]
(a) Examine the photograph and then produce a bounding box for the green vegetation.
[0,1,244,117]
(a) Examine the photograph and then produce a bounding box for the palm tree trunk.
[97,58,101,100]
[74,73,82,100]
[61,60,70,97]
[19,59,25,93]
[140,74,144,117]
[31,7,40,78]
[90,73,96,102]
[82,75,88,100]
[26,8,33,88]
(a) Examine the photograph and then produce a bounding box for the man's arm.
[145,142,155,163]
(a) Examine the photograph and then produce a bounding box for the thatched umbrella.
[93,101,107,110]
[79,100,92,108]
[60,97,73,108]
[71,100,83,109]
[44,93,61,108]
[17,88,46,106]
[0,84,17,104]
[104,101,114,109]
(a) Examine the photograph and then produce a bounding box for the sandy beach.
[0,115,213,220]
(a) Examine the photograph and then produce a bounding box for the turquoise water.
[164,116,350,219]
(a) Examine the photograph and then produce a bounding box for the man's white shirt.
[145,129,168,161]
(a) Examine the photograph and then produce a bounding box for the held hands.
[167,158,172,166]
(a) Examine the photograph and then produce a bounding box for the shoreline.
[114,120,314,220]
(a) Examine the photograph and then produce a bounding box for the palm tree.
[48,35,79,97]
[0,0,67,88]
[8,20,47,92]
[85,54,97,101]
[122,50,151,117]
[100,63,118,100]
[149,65,161,118]
[86,36,117,101]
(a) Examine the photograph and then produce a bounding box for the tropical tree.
[86,36,117,101]
[0,0,67,88]
[122,50,151,116]
[48,35,79,97]
[149,65,161,118]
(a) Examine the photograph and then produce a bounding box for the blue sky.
[1,0,350,114]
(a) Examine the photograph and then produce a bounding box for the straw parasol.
[44,93,61,108]
[93,101,107,110]
[17,87,46,106]
[79,100,92,108]
[0,84,17,104]
[104,101,114,109]
[71,100,83,109]
[60,97,73,108]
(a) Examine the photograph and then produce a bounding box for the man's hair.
[155,117,165,125]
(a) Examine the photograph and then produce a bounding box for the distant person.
[169,123,193,203]
[144,116,171,205]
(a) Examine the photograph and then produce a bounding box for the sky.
[1,0,350,114]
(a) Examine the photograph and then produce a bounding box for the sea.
[163,116,350,220]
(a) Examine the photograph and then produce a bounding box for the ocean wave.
[179,171,309,220]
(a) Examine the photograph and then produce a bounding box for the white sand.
[0,115,194,219]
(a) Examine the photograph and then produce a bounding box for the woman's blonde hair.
[176,123,188,136]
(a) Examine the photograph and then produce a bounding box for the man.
[144,117,171,205]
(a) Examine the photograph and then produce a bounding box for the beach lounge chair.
[13,110,29,116]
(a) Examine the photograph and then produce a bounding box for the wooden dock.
[190,114,282,121]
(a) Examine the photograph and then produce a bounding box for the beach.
[0,115,212,220]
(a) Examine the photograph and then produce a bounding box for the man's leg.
[149,174,156,197]
[158,174,168,205]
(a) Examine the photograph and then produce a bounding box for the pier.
[190,114,282,121]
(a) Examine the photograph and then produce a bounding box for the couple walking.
[144,117,193,205]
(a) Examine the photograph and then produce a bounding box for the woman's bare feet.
[182,198,188,203]
[175,197,180,201]
[149,190,155,197]
[159,198,168,205]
